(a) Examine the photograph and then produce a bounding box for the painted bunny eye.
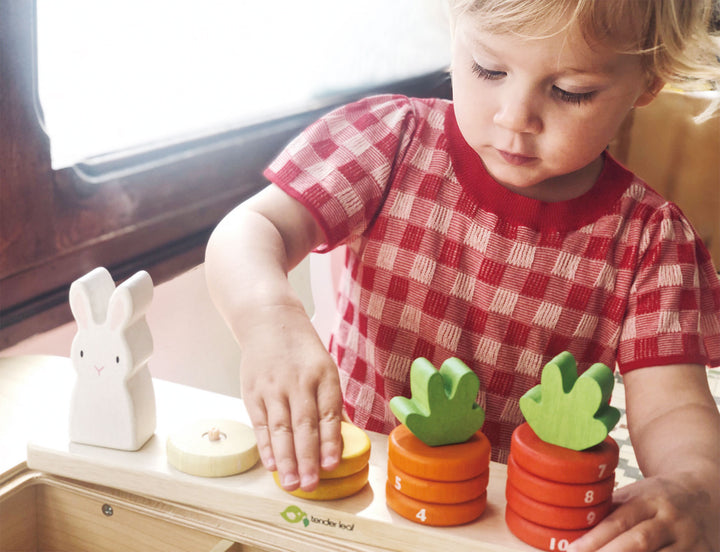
[116,356,120,364]
[80,350,84,358]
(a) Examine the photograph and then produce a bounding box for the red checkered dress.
[264,95,720,462]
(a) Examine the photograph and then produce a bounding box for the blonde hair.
[448,0,720,118]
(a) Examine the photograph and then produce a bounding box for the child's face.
[451,16,657,201]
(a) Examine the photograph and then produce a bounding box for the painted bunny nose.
[94,365,104,376]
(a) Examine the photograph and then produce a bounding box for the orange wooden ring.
[507,455,614,507]
[511,423,618,484]
[387,460,489,504]
[505,505,589,551]
[506,482,611,530]
[386,482,487,526]
[388,425,490,482]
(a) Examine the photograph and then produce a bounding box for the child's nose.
[493,87,542,135]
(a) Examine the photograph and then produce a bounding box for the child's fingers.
[245,400,276,472]
[265,398,301,491]
[317,375,344,472]
[289,393,322,492]
[568,494,709,552]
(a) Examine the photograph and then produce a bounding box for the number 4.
[415,508,427,523]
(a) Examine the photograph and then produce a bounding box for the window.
[0,1,452,348]
[37,0,450,169]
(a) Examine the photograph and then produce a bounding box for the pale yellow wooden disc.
[166,419,259,477]
[319,422,371,480]
[273,464,369,500]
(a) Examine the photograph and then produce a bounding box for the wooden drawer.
[0,470,247,552]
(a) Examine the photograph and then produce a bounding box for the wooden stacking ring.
[388,425,490,482]
[506,482,611,530]
[387,460,488,504]
[273,464,369,500]
[507,455,614,507]
[511,423,618,484]
[386,483,487,526]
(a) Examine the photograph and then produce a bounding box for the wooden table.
[1,355,533,552]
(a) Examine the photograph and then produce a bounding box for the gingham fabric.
[264,95,720,462]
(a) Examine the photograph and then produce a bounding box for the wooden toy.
[519,351,620,451]
[387,460,489,504]
[166,418,259,477]
[506,506,589,551]
[505,483,611,530]
[388,424,490,482]
[506,352,621,551]
[386,484,488,527]
[386,357,491,526]
[273,464,370,501]
[23,356,538,552]
[507,456,614,507]
[509,422,619,484]
[390,357,485,447]
[68,267,156,451]
[272,421,371,500]
[318,421,371,479]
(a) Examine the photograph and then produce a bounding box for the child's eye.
[552,86,596,105]
[471,62,505,81]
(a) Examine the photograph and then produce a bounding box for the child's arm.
[205,184,344,492]
[569,363,720,552]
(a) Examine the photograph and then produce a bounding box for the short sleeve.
[263,94,417,251]
[618,202,720,371]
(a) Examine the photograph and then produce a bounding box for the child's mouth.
[497,149,537,166]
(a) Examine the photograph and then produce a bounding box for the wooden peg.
[166,419,259,477]
[519,351,621,450]
[389,357,485,446]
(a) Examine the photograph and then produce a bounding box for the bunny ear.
[69,267,116,329]
[107,271,153,331]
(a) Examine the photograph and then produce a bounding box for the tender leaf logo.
[280,505,309,526]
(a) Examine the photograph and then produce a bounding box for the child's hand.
[568,364,719,552]
[239,304,344,492]
[568,473,716,551]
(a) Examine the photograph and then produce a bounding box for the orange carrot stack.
[385,357,490,526]
[506,352,621,551]
[386,423,490,526]
[505,422,619,550]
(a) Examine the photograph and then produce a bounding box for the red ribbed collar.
[445,103,634,233]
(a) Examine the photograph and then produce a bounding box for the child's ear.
[634,77,665,107]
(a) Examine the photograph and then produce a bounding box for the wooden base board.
[26,370,534,552]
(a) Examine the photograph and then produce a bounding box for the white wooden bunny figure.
[68,267,157,450]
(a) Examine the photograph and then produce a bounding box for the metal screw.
[101,503,114,517]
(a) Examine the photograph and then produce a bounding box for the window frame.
[0,0,451,348]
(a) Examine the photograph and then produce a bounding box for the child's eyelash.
[471,62,505,80]
[472,61,597,106]
[552,86,596,105]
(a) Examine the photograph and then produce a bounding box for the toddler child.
[206,1,720,550]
